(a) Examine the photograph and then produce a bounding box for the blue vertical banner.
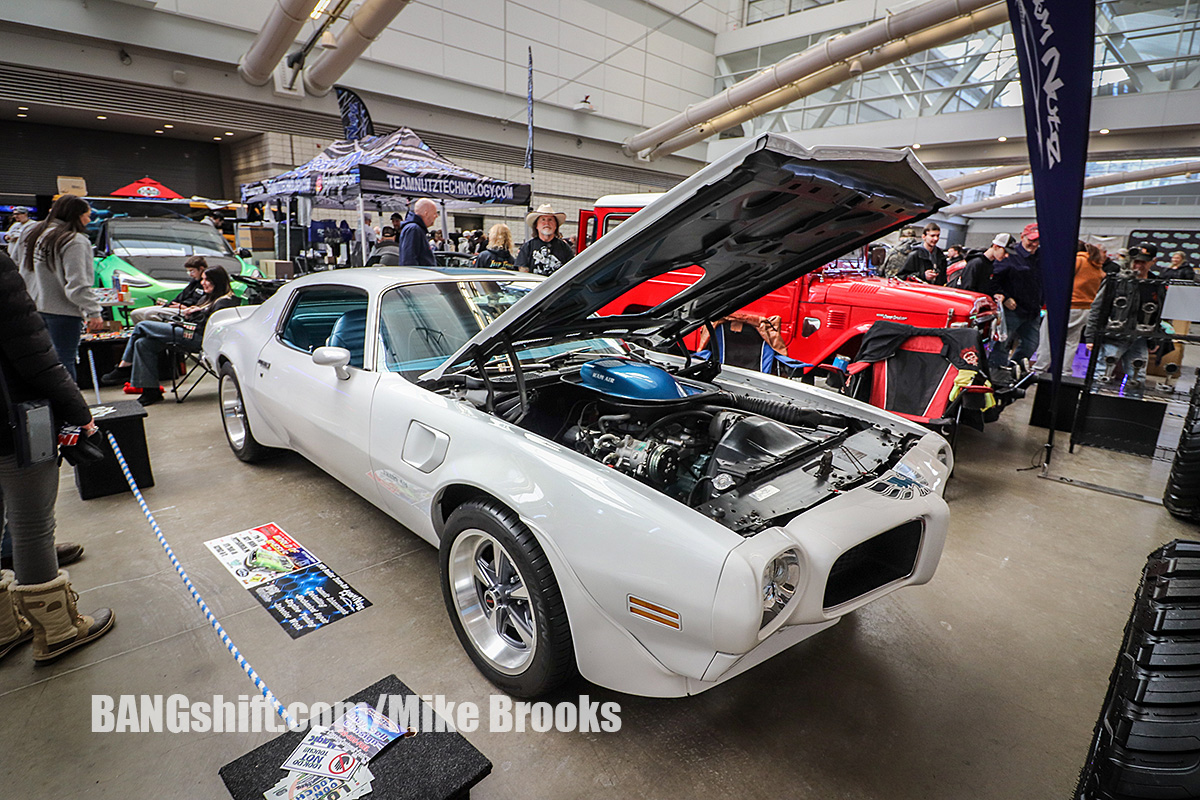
[1005,0,1095,381]
[334,86,375,141]
[524,46,534,175]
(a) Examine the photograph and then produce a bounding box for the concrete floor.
[2,368,1198,800]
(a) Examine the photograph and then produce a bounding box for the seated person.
[99,266,239,405]
[129,255,209,324]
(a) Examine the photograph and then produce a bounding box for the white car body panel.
[205,135,957,697]
[205,269,951,697]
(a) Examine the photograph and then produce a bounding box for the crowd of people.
[362,201,578,276]
[878,221,1197,390]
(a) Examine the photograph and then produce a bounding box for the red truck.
[579,193,998,374]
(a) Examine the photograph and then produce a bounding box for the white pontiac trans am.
[205,133,954,698]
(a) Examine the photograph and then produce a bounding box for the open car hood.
[422,133,948,383]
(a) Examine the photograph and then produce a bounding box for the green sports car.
[93,217,260,308]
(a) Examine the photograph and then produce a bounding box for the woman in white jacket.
[20,194,104,382]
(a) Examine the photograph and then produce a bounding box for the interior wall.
[0,120,224,200]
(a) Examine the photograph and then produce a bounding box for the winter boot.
[12,570,114,663]
[0,570,33,661]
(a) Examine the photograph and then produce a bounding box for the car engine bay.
[448,356,922,535]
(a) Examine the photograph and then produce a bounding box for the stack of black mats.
[1075,541,1200,798]
[1164,374,1200,523]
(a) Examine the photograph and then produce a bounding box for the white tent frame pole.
[285,201,291,263]
[358,193,367,264]
[439,199,449,242]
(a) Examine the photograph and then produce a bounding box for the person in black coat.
[396,199,438,267]
[895,223,948,285]
[0,249,114,663]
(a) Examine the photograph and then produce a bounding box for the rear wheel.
[439,500,575,697]
[219,364,274,463]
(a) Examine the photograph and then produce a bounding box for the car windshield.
[377,279,622,376]
[110,220,232,259]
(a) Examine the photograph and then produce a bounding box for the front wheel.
[219,363,275,463]
[439,500,575,697]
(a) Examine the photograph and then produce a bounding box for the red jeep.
[579,194,998,374]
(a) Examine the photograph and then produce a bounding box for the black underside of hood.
[423,134,949,383]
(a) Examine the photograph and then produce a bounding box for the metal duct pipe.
[303,0,412,96]
[238,0,322,86]
[640,1,1008,160]
[942,160,1200,215]
[939,165,1029,192]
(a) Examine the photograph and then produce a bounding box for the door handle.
[257,359,271,370]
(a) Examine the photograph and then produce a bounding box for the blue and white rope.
[104,431,299,730]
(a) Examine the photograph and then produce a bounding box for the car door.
[365,280,496,536]
[253,284,381,501]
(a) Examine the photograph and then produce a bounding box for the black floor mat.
[219,675,492,799]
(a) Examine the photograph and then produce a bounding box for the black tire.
[1164,376,1200,523]
[1074,541,1200,799]
[439,499,575,697]
[218,363,275,463]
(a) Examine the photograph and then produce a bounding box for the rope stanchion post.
[104,430,299,731]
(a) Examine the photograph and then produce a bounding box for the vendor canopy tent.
[111,177,184,199]
[240,127,531,211]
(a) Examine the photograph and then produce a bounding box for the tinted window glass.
[110,220,232,258]
[280,288,370,367]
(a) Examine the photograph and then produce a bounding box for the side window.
[279,287,370,368]
[603,214,631,237]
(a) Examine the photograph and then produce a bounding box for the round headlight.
[761,550,801,628]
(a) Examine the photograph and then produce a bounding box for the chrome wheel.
[221,373,247,450]
[447,529,537,675]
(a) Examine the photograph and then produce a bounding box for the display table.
[78,332,130,390]
[74,400,153,500]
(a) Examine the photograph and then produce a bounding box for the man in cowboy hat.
[516,203,574,276]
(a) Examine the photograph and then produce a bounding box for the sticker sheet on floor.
[204,522,370,638]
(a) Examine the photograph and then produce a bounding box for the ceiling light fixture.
[310,0,331,18]
[225,132,234,136]
[96,115,107,120]
[997,136,1007,142]
[17,106,28,111]
[912,143,922,149]
[213,136,222,140]
[572,95,596,113]
[1099,128,1110,135]
[17,113,27,118]
[155,130,164,134]
[163,124,174,129]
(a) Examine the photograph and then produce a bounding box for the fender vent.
[823,519,923,609]
[826,309,848,329]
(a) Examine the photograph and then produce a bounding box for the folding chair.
[166,329,217,403]
[844,320,998,448]
[694,313,812,378]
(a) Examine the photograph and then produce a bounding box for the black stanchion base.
[75,400,153,500]
[219,675,492,800]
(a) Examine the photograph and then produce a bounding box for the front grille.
[823,519,923,610]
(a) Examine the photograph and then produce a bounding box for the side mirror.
[312,346,352,380]
[237,248,252,259]
[93,245,106,258]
